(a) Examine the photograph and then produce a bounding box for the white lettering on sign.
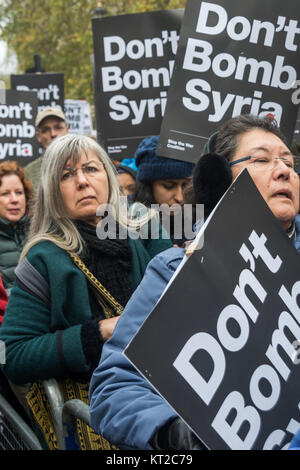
[173,332,226,405]
[0,141,32,159]
[211,391,261,450]
[183,39,296,90]
[0,100,35,158]
[108,91,168,126]
[0,102,33,120]
[16,84,60,100]
[173,229,300,449]
[182,79,283,124]
[102,64,173,92]
[196,2,300,51]
[103,31,179,62]
[100,28,179,126]
[179,1,300,125]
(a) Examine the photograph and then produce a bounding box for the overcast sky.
[0,41,17,75]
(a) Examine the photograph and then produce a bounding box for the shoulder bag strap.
[67,251,124,318]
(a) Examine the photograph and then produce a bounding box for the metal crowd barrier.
[42,379,90,450]
[0,393,42,450]
[0,377,93,450]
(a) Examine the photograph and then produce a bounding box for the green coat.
[0,216,27,291]
[0,232,172,385]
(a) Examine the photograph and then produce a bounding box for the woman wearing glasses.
[217,116,300,233]
[89,114,300,450]
[0,134,172,448]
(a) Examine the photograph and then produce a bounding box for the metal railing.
[0,394,42,450]
[42,379,90,450]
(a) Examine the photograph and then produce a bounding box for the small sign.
[64,99,93,135]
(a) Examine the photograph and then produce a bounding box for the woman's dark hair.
[291,141,300,156]
[215,114,287,162]
[182,179,199,228]
[132,180,157,207]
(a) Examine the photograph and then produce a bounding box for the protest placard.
[11,73,64,157]
[92,9,183,160]
[64,99,94,135]
[11,73,64,114]
[125,170,300,450]
[157,0,300,162]
[0,90,38,166]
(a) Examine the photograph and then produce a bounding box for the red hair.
[0,161,33,212]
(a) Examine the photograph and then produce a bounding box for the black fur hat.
[193,153,232,219]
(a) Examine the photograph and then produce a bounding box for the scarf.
[75,220,133,317]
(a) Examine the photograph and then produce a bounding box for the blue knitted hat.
[135,135,194,182]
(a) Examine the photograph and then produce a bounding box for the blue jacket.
[289,428,300,450]
[89,215,300,450]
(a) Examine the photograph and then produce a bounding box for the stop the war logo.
[0,90,38,165]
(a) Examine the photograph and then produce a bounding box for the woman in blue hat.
[133,136,194,246]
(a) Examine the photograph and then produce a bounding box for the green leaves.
[0,0,186,105]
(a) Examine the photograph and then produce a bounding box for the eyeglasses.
[230,155,300,174]
[61,163,104,182]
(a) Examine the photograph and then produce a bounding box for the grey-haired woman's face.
[59,149,109,226]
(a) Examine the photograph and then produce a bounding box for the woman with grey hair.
[0,134,172,448]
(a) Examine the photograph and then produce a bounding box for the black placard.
[0,90,39,166]
[92,9,183,160]
[11,73,64,114]
[157,0,300,162]
[11,73,65,157]
[125,170,300,450]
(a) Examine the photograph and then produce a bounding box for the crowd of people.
[89,114,300,451]
[0,106,299,450]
